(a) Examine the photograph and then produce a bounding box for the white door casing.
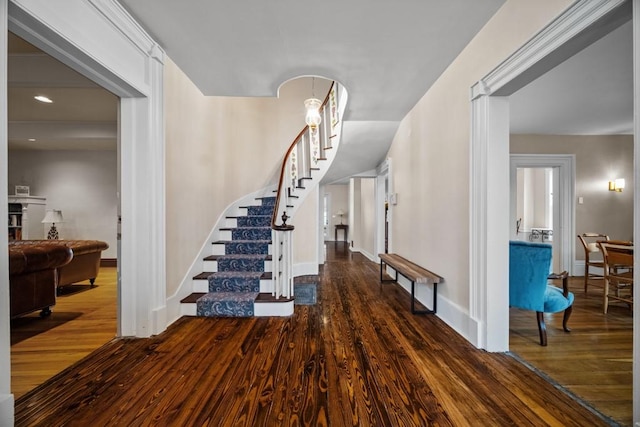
[509,154,575,275]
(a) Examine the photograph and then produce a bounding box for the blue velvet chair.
[509,240,574,346]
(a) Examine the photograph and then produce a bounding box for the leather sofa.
[8,242,73,318]
[11,240,109,288]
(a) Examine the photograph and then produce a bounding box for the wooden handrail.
[270,81,336,230]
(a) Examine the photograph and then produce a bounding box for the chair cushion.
[586,242,599,252]
[543,285,574,313]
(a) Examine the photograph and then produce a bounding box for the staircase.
[181,196,293,317]
[179,81,347,318]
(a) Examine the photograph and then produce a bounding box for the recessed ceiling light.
[34,95,53,103]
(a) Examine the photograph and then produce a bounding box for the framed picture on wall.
[15,185,30,196]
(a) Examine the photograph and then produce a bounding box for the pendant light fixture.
[304,77,322,129]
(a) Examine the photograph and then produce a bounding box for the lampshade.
[42,209,64,224]
[336,209,345,216]
[304,98,322,128]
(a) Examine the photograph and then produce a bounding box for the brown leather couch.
[11,240,109,288]
[8,242,73,318]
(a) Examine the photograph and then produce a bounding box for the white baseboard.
[349,246,376,263]
[254,300,294,316]
[0,394,14,426]
[572,260,604,278]
[152,305,168,336]
[383,265,478,348]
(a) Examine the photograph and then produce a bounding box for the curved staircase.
[179,81,347,318]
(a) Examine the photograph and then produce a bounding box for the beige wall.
[357,178,376,259]
[292,185,319,270]
[386,0,572,310]
[349,177,375,258]
[511,134,634,259]
[164,58,330,295]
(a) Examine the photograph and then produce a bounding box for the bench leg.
[380,261,396,284]
[411,282,437,315]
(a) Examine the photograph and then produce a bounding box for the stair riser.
[203,260,272,272]
[211,243,272,256]
[192,278,272,293]
[182,299,293,317]
[219,229,273,241]
[243,206,275,216]
[197,294,257,317]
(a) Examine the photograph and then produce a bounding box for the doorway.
[510,154,575,275]
[470,0,637,421]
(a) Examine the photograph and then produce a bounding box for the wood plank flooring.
[13,243,623,426]
[510,276,633,426]
[10,268,117,398]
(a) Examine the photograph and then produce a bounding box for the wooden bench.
[379,253,443,314]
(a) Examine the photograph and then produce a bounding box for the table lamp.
[42,209,63,239]
[336,209,345,224]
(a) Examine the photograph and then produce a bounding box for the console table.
[335,224,348,242]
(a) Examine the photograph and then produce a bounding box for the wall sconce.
[608,178,625,192]
[42,209,64,239]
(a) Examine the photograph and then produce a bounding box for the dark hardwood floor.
[13,241,619,426]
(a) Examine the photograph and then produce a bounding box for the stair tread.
[181,292,206,303]
[226,215,271,219]
[255,293,293,303]
[203,254,272,261]
[194,271,272,280]
[209,271,264,278]
[212,240,272,244]
[220,226,271,230]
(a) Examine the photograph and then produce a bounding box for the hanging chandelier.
[304,77,322,128]
[304,97,322,128]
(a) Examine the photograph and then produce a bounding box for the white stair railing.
[270,81,346,299]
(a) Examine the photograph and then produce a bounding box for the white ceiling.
[8,1,634,184]
[510,20,633,135]
[118,0,506,183]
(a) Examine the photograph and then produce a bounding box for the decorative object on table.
[14,185,30,196]
[42,209,63,240]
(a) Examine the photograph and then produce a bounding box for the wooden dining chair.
[598,241,633,314]
[577,233,609,294]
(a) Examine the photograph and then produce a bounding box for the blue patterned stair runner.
[196,197,274,317]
